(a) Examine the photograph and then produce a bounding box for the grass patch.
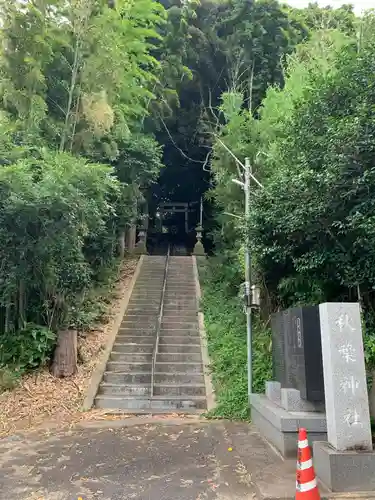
[199,258,272,420]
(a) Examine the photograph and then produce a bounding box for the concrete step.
[163,297,196,302]
[163,299,196,305]
[116,335,155,343]
[99,384,205,398]
[104,372,151,384]
[120,321,156,329]
[135,277,164,282]
[117,328,155,336]
[159,335,200,345]
[163,307,196,313]
[158,344,201,354]
[161,320,198,329]
[131,288,162,293]
[133,284,163,288]
[130,292,162,298]
[156,352,202,363]
[153,396,206,410]
[154,373,205,385]
[128,299,160,304]
[163,302,197,308]
[128,300,161,306]
[132,284,163,289]
[126,307,159,315]
[94,395,207,410]
[153,384,206,397]
[162,313,197,320]
[125,312,159,319]
[133,278,163,283]
[165,281,195,286]
[113,343,153,353]
[131,288,162,292]
[165,287,196,293]
[119,322,156,329]
[122,316,156,324]
[165,279,195,284]
[129,295,162,300]
[160,329,199,337]
[165,288,195,292]
[154,362,203,373]
[106,361,151,372]
[99,383,151,397]
[136,276,164,280]
[110,352,152,363]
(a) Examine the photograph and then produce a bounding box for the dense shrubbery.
[0,151,119,334]
[207,14,375,397]
[0,0,171,377]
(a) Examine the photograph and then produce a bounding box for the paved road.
[0,419,264,500]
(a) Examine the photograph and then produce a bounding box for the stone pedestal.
[134,228,148,255]
[313,441,375,492]
[251,385,326,458]
[193,225,206,256]
[265,381,281,406]
[281,388,324,413]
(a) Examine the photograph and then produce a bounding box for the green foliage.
[0,367,22,393]
[208,14,375,382]
[290,2,356,36]
[199,258,272,420]
[152,0,309,206]
[0,0,168,374]
[204,13,375,409]
[0,324,56,372]
[69,258,121,331]
[114,134,164,188]
[0,151,119,331]
[251,31,375,309]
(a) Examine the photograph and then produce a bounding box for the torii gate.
[157,202,198,233]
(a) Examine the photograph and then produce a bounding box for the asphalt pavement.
[0,418,264,500]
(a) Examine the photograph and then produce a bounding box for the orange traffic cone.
[296,428,320,499]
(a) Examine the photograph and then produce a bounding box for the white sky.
[286,0,373,15]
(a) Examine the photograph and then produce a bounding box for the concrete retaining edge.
[192,256,215,412]
[82,255,144,411]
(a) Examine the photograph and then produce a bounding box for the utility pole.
[230,153,263,406]
[244,157,252,402]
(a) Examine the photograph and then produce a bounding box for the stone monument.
[313,302,375,492]
[134,224,148,255]
[273,306,324,402]
[251,305,327,457]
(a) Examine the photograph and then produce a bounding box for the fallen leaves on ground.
[0,258,138,438]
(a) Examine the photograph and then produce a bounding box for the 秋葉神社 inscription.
[319,303,372,451]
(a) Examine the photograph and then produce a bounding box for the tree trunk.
[59,38,80,152]
[50,329,78,378]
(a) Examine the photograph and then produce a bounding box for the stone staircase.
[94,255,207,412]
